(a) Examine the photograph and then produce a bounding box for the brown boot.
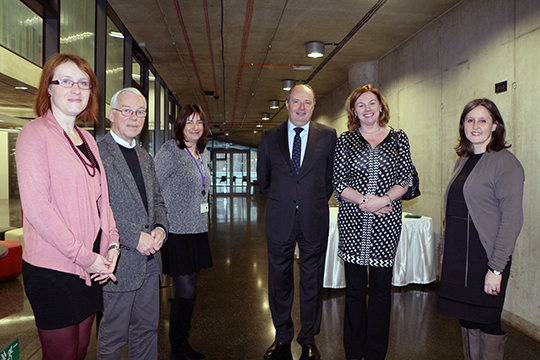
[480,332,507,360]
[461,326,481,360]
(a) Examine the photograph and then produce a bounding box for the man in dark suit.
[258,84,337,360]
[96,88,168,360]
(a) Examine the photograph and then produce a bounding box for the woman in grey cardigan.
[438,99,524,360]
[155,104,212,360]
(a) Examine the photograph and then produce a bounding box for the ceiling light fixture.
[282,79,296,91]
[253,130,258,134]
[224,131,230,136]
[269,100,279,109]
[306,41,325,58]
[256,122,263,128]
[261,113,270,121]
[15,86,28,90]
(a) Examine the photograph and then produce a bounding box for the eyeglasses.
[112,108,147,118]
[50,79,92,90]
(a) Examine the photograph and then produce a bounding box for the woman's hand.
[86,253,118,284]
[359,194,392,214]
[484,270,502,296]
[374,205,393,216]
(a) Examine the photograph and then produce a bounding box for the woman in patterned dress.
[438,99,524,360]
[333,84,413,360]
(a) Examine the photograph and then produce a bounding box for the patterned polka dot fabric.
[333,128,414,267]
[292,127,303,174]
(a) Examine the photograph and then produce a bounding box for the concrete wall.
[314,0,540,340]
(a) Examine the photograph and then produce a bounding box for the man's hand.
[151,228,165,249]
[136,229,164,256]
[136,232,159,256]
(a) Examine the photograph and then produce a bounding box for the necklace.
[63,126,97,177]
[360,127,382,135]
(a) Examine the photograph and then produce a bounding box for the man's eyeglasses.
[50,79,92,90]
[112,108,147,118]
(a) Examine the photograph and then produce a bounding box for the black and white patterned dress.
[333,128,413,268]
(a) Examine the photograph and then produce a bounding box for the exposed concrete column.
[348,61,378,92]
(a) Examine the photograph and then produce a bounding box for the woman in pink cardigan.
[16,54,120,360]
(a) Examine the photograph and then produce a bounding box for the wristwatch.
[490,268,501,276]
[108,243,121,253]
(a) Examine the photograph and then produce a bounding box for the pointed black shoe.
[299,343,320,360]
[263,341,293,360]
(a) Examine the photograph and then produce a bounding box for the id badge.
[200,203,209,213]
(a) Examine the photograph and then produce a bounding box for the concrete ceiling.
[108,0,462,147]
[1,0,463,147]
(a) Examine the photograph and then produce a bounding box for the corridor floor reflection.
[1,196,540,359]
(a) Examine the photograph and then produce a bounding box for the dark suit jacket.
[98,132,169,292]
[257,121,337,242]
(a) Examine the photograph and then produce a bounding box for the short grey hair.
[110,87,147,109]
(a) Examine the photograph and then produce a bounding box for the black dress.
[437,153,511,324]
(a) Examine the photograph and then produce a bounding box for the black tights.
[459,319,504,335]
[172,273,199,299]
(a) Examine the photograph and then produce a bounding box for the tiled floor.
[1,196,540,359]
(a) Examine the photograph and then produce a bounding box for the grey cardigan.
[155,139,209,234]
[444,149,524,273]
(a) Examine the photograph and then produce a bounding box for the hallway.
[1,197,540,359]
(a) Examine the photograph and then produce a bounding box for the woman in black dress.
[438,99,524,360]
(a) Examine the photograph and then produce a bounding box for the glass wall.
[0,0,42,66]
[106,17,124,105]
[132,58,141,85]
[147,70,156,155]
[60,0,95,68]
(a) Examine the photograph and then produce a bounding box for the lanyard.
[185,147,206,187]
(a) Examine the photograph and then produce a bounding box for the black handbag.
[393,131,421,200]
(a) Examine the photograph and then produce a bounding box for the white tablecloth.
[323,207,345,288]
[322,209,436,288]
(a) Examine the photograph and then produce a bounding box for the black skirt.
[22,261,102,330]
[161,232,213,276]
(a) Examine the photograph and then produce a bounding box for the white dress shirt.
[287,120,310,167]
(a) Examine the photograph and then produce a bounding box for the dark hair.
[345,84,390,132]
[173,104,209,153]
[35,53,99,123]
[455,98,510,157]
[286,84,315,103]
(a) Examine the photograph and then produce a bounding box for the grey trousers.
[97,259,160,360]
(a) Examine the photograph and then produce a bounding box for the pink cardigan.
[16,110,119,286]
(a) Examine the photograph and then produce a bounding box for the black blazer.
[257,121,337,242]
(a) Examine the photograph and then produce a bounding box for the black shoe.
[172,340,206,360]
[299,343,320,360]
[182,340,206,360]
[264,341,293,360]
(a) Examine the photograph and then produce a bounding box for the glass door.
[213,150,250,196]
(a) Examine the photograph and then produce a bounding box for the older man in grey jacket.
[97,88,168,360]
